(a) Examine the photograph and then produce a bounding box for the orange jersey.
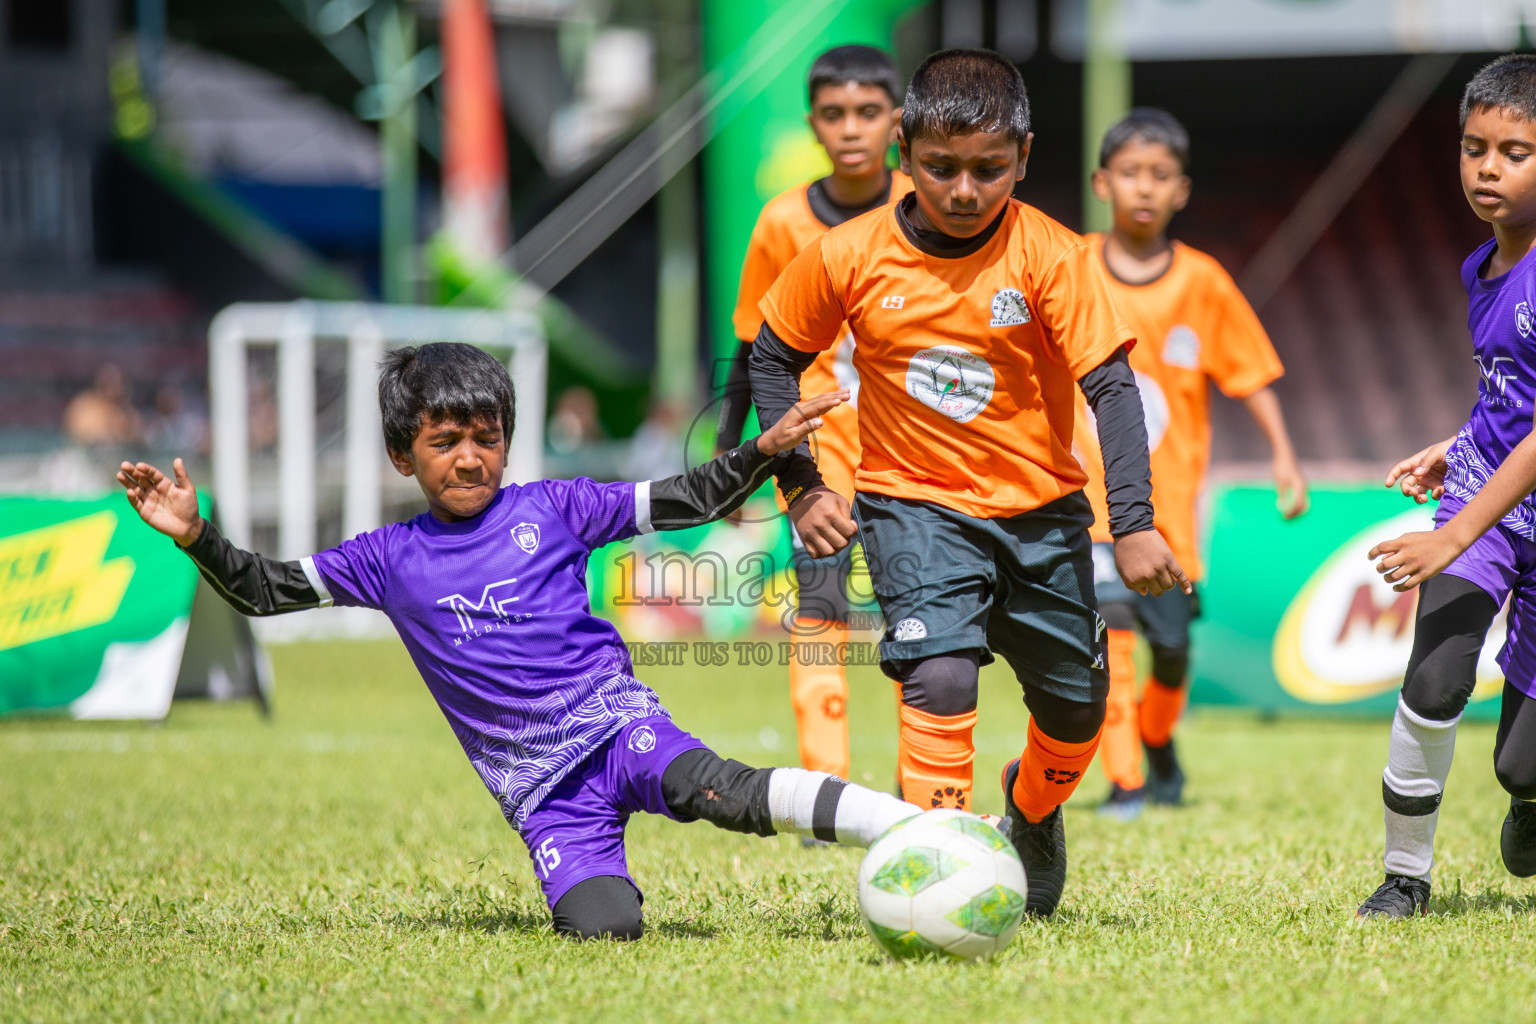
[762,198,1134,520]
[732,172,913,502]
[1072,236,1283,579]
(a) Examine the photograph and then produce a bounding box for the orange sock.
[897,702,977,810]
[1099,629,1144,790]
[1010,717,1103,823]
[788,620,850,778]
[1139,678,1187,748]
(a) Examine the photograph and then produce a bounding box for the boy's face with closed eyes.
[390,414,509,522]
[1462,105,1536,230]
[898,128,1031,238]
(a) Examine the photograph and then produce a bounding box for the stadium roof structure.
[155,42,381,187]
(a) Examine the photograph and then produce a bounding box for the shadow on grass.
[1432,881,1536,917]
[393,906,553,936]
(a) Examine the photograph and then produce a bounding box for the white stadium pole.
[208,308,250,549]
[276,304,317,562]
[344,317,386,544]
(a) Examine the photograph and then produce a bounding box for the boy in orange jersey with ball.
[1072,109,1307,820]
[749,50,1190,917]
[717,45,911,788]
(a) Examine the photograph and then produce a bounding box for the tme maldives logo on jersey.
[906,345,994,423]
[436,577,528,646]
[1272,509,1505,704]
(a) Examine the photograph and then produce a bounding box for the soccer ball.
[856,809,1027,961]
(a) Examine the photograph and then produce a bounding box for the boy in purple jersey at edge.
[116,342,921,941]
[1357,55,1536,919]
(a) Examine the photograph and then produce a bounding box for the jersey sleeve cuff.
[299,556,335,608]
[633,480,655,534]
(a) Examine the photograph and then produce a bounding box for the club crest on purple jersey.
[627,724,657,754]
[512,522,541,554]
[1518,301,1533,339]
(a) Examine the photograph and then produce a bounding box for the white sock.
[1382,697,1459,881]
[767,768,921,847]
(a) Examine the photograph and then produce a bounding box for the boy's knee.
[1026,684,1104,743]
[1495,756,1536,802]
[1148,645,1188,689]
[551,876,645,941]
[892,651,981,716]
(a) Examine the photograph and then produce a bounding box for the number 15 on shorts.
[534,838,561,878]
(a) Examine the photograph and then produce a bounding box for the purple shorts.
[1437,493,1536,696]
[518,715,706,909]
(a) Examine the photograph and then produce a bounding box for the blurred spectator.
[62,365,143,447]
[548,386,606,454]
[249,376,279,451]
[147,383,210,455]
[621,402,686,482]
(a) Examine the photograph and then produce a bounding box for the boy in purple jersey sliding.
[116,342,921,941]
[1357,54,1536,919]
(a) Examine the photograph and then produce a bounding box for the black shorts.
[854,491,1107,704]
[1089,542,1200,650]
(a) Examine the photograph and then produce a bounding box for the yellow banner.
[0,511,135,651]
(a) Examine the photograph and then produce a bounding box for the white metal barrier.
[209,301,547,561]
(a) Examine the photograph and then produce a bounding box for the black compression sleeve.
[182,519,324,616]
[1079,349,1155,538]
[715,339,754,451]
[746,322,824,505]
[647,437,778,530]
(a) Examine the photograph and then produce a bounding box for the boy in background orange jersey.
[749,50,1190,917]
[716,45,910,788]
[1073,109,1307,819]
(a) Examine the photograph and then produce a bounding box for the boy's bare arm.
[117,458,326,616]
[1371,432,1536,591]
[1242,387,1308,518]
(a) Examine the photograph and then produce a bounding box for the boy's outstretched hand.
[117,458,204,547]
[1384,438,1454,504]
[1113,529,1193,597]
[756,390,848,456]
[1369,530,1461,593]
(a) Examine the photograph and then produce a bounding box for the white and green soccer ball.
[856,809,1027,961]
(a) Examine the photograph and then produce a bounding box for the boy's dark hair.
[900,49,1029,147]
[379,342,515,457]
[1100,107,1190,172]
[1461,53,1536,128]
[808,44,901,106]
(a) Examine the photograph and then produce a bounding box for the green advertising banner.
[0,495,268,719]
[701,0,925,365]
[1194,485,1502,720]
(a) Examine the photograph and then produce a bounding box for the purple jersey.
[304,478,666,829]
[1444,237,1536,540]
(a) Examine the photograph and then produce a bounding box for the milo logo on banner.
[0,511,135,651]
[1271,508,1505,705]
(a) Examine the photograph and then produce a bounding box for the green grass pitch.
[3,640,1536,1023]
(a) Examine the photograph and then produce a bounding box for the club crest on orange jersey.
[989,288,1031,327]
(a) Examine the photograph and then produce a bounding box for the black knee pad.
[1099,600,1137,633]
[1024,684,1104,743]
[793,546,852,626]
[551,875,644,941]
[1401,575,1499,721]
[890,651,980,717]
[1495,755,1536,802]
[1148,645,1189,689]
[660,747,775,836]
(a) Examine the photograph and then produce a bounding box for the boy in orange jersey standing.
[1073,109,1308,820]
[749,50,1190,917]
[717,45,910,789]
